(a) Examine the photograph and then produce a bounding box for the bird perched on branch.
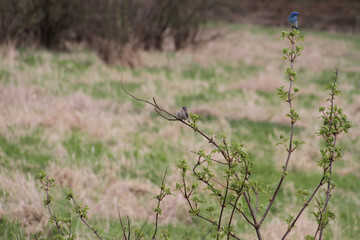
[288,11,299,30]
[176,106,189,122]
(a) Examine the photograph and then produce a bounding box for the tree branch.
[152,167,169,240]
[260,33,297,227]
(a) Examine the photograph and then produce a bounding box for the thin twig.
[193,162,255,228]
[180,174,242,240]
[40,177,61,234]
[314,226,320,239]
[127,216,131,240]
[252,187,259,216]
[202,226,214,240]
[244,192,261,239]
[152,167,169,240]
[122,79,222,150]
[154,108,178,121]
[70,197,103,240]
[317,68,339,240]
[217,174,230,240]
[260,33,297,227]
[117,206,127,240]
[68,207,72,239]
[227,173,247,240]
[190,151,227,165]
[281,176,325,239]
[136,220,148,240]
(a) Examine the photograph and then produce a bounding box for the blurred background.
[1,0,359,65]
[0,0,359,239]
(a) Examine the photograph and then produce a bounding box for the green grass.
[181,61,261,83]
[0,218,25,240]
[227,23,281,36]
[296,93,320,108]
[123,131,182,183]
[71,81,141,101]
[229,118,302,145]
[62,132,114,170]
[87,217,214,240]
[0,70,10,84]
[0,134,22,159]
[54,58,93,75]
[176,84,223,105]
[0,132,51,174]
[19,51,44,67]
[182,63,217,81]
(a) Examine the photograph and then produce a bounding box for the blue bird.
[288,11,299,30]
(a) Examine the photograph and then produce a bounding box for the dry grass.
[0,170,47,231]
[46,162,189,224]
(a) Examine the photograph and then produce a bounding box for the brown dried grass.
[0,170,47,231]
[46,162,189,224]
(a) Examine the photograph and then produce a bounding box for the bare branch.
[122,79,222,151]
[127,216,131,240]
[117,206,127,240]
[136,220,148,240]
[154,108,178,121]
[202,226,214,240]
[68,207,72,239]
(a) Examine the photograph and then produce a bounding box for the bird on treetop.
[288,11,299,30]
[176,106,189,122]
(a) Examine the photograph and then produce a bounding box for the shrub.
[0,0,212,65]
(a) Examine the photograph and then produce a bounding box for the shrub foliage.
[0,0,210,64]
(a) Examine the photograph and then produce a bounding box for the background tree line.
[0,0,211,65]
[0,0,358,65]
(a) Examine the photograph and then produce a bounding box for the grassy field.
[0,24,359,239]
